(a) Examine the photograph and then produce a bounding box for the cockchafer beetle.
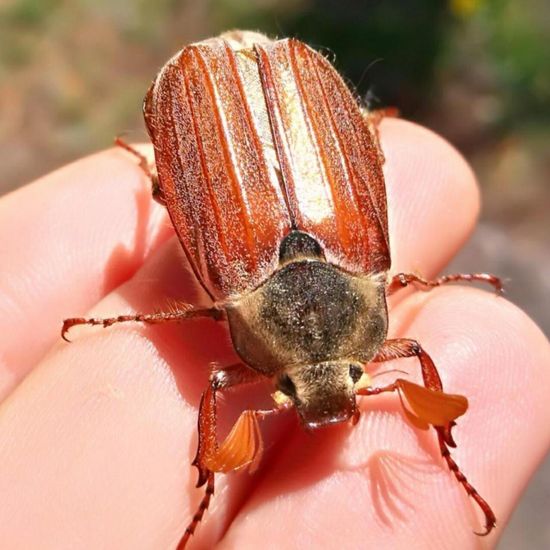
[62,30,502,548]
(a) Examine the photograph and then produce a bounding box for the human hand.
[0,119,548,549]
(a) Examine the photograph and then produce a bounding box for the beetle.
[62,30,502,548]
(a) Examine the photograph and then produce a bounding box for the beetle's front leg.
[372,338,443,391]
[369,338,497,535]
[191,363,265,486]
[179,365,280,549]
[387,272,504,296]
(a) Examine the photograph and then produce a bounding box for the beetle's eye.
[278,374,297,398]
[349,365,364,384]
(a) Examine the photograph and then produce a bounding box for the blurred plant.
[0,0,547,194]
[213,0,451,115]
[443,0,550,137]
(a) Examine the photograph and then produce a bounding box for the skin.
[0,119,548,549]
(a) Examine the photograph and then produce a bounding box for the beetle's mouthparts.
[298,394,357,429]
[301,409,356,430]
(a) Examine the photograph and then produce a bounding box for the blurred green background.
[0,0,548,546]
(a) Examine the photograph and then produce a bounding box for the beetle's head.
[275,361,368,429]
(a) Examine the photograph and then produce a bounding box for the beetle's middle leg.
[387,272,504,296]
[114,137,164,205]
[179,365,281,549]
[368,338,497,535]
[62,306,224,342]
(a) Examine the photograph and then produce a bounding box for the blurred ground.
[0,0,548,547]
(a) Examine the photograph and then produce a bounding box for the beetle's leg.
[370,338,496,536]
[435,429,496,536]
[179,366,280,549]
[374,338,462,445]
[62,307,224,342]
[191,365,264,488]
[372,338,443,392]
[209,362,265,390]
[177,471,214,550]
[114,137,165,205]
[387,272,504,296]
[114,137,153,178]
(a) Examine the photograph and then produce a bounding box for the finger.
[0,121,487,548]
[381,118,479,275]
[220,288,550,549]
[0,146,172,398]
[0,238,275,549]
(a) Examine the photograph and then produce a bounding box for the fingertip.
[392,286,550,528]
[380,119,480,274]
[0,144,170,393]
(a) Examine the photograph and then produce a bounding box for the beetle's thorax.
[225,231,388,376]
